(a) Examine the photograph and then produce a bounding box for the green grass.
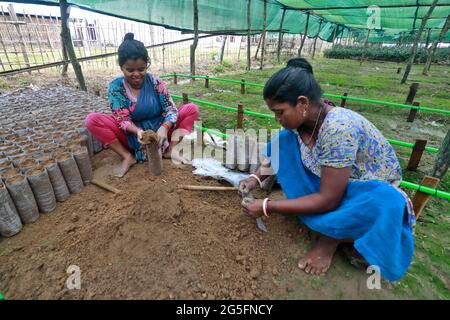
[167,56,450,299]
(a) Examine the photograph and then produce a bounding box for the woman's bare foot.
[114,154,137,178]
[298,236,339,275]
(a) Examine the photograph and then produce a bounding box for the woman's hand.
[137,129,144,144]
[241,197,264,218]
[156,125,169,147]
[238,177,259,197]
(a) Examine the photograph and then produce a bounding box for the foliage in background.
[324,45,450,63]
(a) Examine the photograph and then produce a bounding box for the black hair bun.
[286,58,313,74]
[123,33,134,41]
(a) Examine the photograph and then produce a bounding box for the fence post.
[340,92,348,108]
[182,93,189,105]
[412,175,440,219]
[397,67,402,74]
[241,79,246,94]
[405,82,419,105]
[173,74,178,85]
[407,102,420,122]
[407,139,427,171]
[205,75,209,88]
[195,119,203,147]
[237,104,244,129]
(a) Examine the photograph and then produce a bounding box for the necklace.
[303,104,324,147]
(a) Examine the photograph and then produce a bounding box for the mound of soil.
[0,150,398,300]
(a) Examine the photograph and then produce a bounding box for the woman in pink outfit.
[85,33,198,177]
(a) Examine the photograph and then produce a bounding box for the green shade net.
[10,0,450,42]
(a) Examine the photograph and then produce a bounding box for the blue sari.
[126,74,164,161]
[266,129,414,282]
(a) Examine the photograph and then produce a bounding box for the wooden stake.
[397,67,402,74]
[91,179,121,194]
[182,93,189,105]
[237,104,244,129]
[405,82,419,105]
[174,73,178,84]
[407,102,420,122]
[340,92,348,108]
[412,176,440,219]
[195,120,204,147]
[240,79,246,94]
[407,139,427,171]
[205,75,209,88]
[180,185,238,191]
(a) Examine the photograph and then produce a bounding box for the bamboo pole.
[38,13,57,63]
[8,4,31,71]
[25,11,46,66]
[59,0,87,91]
[190,0,199,77]
[401,0,438,84]
[298,11,310,56]
[0,29,13,70]
[423,15,450,75]
[277,8,286,63]
[259,0,267,70]
[312,19,323,59]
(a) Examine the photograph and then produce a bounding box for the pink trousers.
[85,103,199,150]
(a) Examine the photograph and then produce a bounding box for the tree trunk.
[432,127,450,180]
[246,0,252,70]
[59,0,86,91]
[401,0,438,84]
[298,11,310,56]
[277,8,286,64]
[423,15,450,75]
[259,0,267,70]
[190,0,199,77]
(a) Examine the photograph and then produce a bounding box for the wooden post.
[173,73,178,85]
[407,102,420,122]
[205,75,209,88]
[259,0,267,70]
[340,92,348,108]
[59,0,86,91]
[412,176,440,219]
[195,119,203,147]
[182,93,189,105]
[407,139,427,171]
[432,127,450,180]
[401,0,438,84]
[8,4,31,71]
[425,28,431,49]
[237,104,244,129]
[246,0,252,71]
[298,11,310,56]
[312,19,323,59]
[254,33,263,59]
[423,15,450,75]
[190,0,199,78]
[277,8,286,63]
[397,67,402,74]
[240,79,246,94]
[405,82,419,105]
[219,35,227,63]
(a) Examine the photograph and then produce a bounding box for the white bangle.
[249,174,263,188]
[262,198,270,218]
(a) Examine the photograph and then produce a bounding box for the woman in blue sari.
[86,33,198,177]
[239,58,414,282]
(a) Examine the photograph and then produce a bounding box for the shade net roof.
[11,0,450,42]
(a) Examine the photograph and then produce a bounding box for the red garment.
[85,103,199,150]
